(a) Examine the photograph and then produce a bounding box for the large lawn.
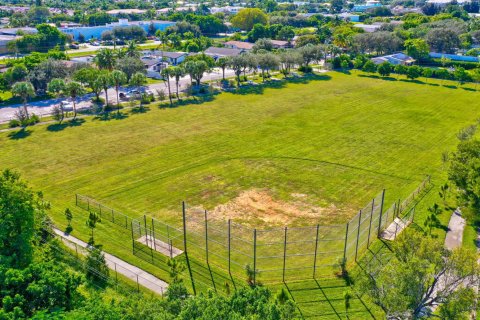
[1,72,478,228]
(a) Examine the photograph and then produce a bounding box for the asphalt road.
[0,68,237,123]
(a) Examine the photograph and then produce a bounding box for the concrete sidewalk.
[444,208,466,250]
[53,228,168,295]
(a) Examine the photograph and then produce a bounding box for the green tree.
[85,246,109,283]
[183,60,208,87]
[95,48,117,70]
[64,81,86,120]
[116,57,146,81]
[231,8,268,31]
[454,67,471,85]
[362,60,377,74]
[377,62,392,77]
[406,65,422,80]
[161,67,174,107]
[422,67,433,82]
[356,231,479,318]
[97,71,113,109]
[0,169,47,268]
[124,40,140,58]
[216,57,229,81]
[110,70,127,114]
[404,38,430,61]
[47,78,66,123]
[85,211,101,246]
[171,66,185,99]
[11,81,35,120]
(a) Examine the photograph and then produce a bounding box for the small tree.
[377,62,392,77]
[97,72,112,111]
[422,68,433,82]
[12,81,35,120]
[406,65,421,80]
[85,246,109,284]
[48,78,66,123]
[64,81,85,120]
[111,70,127,114]
[64,208,73,234]
[85,211,101,246]
[362,60,377,74]
[161,67,174,106]
[245,264,259,287]
[171,66,185,99]
[216,57,228,80]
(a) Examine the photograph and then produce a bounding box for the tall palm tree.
[124,40,140,58]
[11,81,35,120]
[171,66,185,99]
[96,72,113,111]
[129,72,147,109]
[110,70,127,114]
[95,48,116,71]
[64,81,85,120]
[160,67,173,106]
[216,57,228,81]
[156,30,169,50]
[47,78,66,122]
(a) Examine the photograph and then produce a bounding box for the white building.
[210,6,243,14]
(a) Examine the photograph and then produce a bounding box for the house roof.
[372,52,415,65]
[141,58,163,67]
[270,40,289,46]
[224,40,254,50]
[160,51,187,59]
[204,47,243,57]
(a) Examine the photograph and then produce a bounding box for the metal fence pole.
[151,218,157,252]
[99,203,102,216]
[282,227,288,282]
[87,198,90,211]
[253,228,257,286]
[136,274,140,292]
[228,219,231,276]
[111,209,114,223]
[144,215,149,248]
[169,239,173,258]
[313,224,320,278]
[182,201,196,295]
[355,210,362,262]
[377,189,386,237]
[131,221,135,254]
[343,221,349,264]
[367,198,375,248]
[115,263,118,283]
[75,243,78,258]
[205,210,209,265]
[75,194,78,206]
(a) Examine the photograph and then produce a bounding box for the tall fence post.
[182,201,196,295]
[228,219,231,276]
[355,210,362,262]
[136,274,140,292]
[313,224,320,278]
[87,198,90,211]
[377,189,386,237]
[367,198,375,248]
[144,215,149,248]
[204,210,209,265]
[131,221,135,254]
[111,209,114,223]
[75,194,78,206]
[343,221,349,264]
[282,227,288,282]
[253,228,257,286]
[151,218,157,252]
[99,203,102,216]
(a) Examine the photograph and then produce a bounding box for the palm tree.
[96,72,113,111]
[156,30,169,50]
[47,78,66,122]
[110,70,127,114]
[124,40,140,58]
[95,48,116,70]
[64,81,86,120]
[129,72,147,109]
[160,67,173,106]
[11,81,35,120]
[171,66,185,99]
[216,57,228,81]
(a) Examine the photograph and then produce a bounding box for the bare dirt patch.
[201,189,349,227]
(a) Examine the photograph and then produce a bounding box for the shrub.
[8,119,21,128]
[298,65,313,73]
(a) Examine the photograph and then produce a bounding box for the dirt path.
[53,228,168,295]
[444,208,466,250]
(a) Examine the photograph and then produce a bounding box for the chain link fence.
[74,175,431,292]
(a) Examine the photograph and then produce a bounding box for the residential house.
[0,35,18,54]
[141,57,168,79]
[353,23,382,33]
[426,0,471,7]
[210,6,243,14]
[204,47,244,59]
[106,9,148,15]
[223,40,254,50]
[143,50,187,65]
[352,0,383,12]
[270,40,291,49]
[371,53,415,65]
[323,13,360,22]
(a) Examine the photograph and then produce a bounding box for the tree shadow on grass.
[358,74,380,79]
[47,118,86,132]
[443,84,458,89]
[399,79,425,85]
[160,95,216,109]
[231,74,332,95]
[8,128,31,140]
[462,87,476,92]
[130,106,151,114]
[93,111,128,121]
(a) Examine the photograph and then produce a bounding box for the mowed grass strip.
[0,72,478,231]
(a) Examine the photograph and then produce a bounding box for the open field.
[0,72,479,318]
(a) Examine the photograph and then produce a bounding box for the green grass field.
[1,71,479,318]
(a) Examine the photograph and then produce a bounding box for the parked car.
[119,92,131,101]
[69,43,79,49]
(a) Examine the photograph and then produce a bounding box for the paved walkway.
[53,228,168,295]
[444,208,466,250]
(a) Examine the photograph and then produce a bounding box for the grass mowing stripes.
[1,71,479,318]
